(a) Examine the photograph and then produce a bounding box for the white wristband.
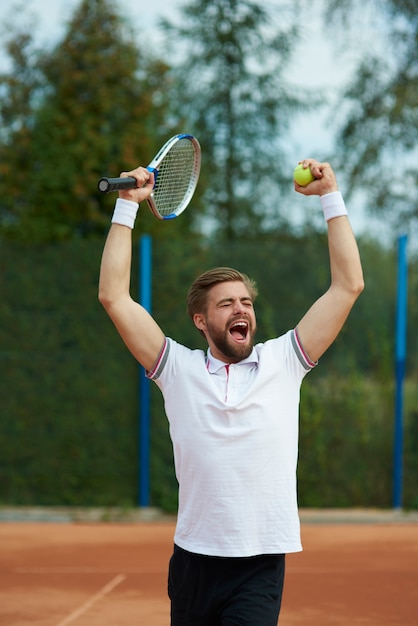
[320,191,348,222]
[111,198,140,229]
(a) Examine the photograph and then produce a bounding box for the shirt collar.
[206,347,259,373]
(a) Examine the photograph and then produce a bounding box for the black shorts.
[168,544,285,626]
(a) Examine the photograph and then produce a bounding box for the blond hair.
[186,267,258,319]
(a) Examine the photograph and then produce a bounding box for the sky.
[0,0,387,235]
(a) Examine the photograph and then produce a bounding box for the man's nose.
[232,300,245,314]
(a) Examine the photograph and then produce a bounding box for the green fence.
[1,236,416,510]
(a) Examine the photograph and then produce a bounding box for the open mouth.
[229,320,249,342]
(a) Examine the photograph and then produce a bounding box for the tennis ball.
[294,163,315,186]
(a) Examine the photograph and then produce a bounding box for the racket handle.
[98,176,138,193]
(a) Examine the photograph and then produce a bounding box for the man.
[99,159,364,625]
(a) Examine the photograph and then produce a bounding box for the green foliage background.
[1,234,416,511]
[0,0,417,512]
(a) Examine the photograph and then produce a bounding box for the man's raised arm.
[98,167,165,371]
[295,160,364,364]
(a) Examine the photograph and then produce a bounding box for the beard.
[205,318,256,362]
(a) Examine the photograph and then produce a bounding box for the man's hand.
[119,166,155,204]
[294,159,338,197]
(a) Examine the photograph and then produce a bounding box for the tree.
[160,0,320,240]
[0,24,43,234]
[325,0,418,237]
[0,0,173,241]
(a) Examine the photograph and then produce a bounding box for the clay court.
[1,511,417,625]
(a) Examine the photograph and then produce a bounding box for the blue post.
[139,235,152,507]
[393,234,408,510]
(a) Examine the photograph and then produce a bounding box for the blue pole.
[393,233,408,510]
[139,235,152,507]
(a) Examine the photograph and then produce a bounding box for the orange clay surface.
[0,519,417,625]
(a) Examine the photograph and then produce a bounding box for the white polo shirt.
[148,328,316,557]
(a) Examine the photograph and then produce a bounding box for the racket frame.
[146,133,201,220]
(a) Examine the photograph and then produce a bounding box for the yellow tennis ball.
[294,163,315,186]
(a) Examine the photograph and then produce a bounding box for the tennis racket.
[98,134,201,220]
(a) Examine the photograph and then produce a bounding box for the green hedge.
[1,236,416,510]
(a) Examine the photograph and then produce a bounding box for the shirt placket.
[224,364,230,402]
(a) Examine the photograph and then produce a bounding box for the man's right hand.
[119,166,155,204]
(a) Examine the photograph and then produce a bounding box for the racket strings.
[153,141,198,216]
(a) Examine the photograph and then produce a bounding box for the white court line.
[55,573,126,626]
[15,566,155,574]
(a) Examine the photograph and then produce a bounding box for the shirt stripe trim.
[146,337,169,379]
[291,327,317,370]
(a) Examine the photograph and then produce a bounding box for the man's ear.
[193,313,206,333]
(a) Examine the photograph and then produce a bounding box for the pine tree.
[160,0,317,239]
[0,27,42,234]
[326,0,418,235]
